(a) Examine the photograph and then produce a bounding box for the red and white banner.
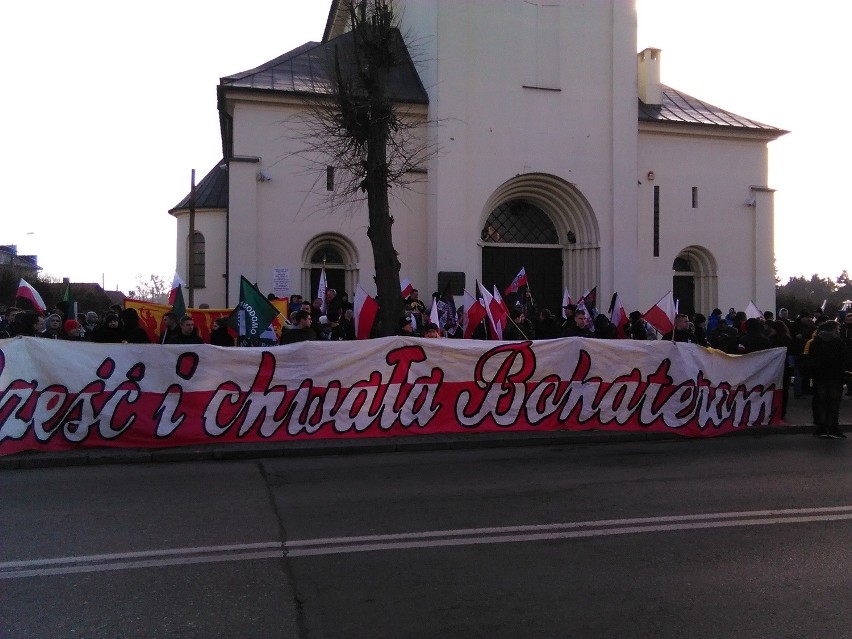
[0,337,785,455]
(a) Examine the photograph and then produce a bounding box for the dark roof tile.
[639,85,786,135]
[170,160,229,213]
[220,29,429,104]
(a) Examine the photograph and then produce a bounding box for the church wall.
[225,100,429,304]
[413,1,636,300]
[637,128,774,313]
[174,209,227,308]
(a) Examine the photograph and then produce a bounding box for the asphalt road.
[2,435,851,638]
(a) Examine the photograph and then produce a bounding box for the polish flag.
[400,278,414,299]
[610,293,629,338]
[353,284,379,340]
[16,278,46,313]
[643,291,677,335]
[561,288,572,318]
[492,286,511,335]
[167,273,186,306]
[463,289,487,339]
[504,267,528,295]
[477,283,502,340]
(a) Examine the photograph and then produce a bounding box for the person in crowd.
[159,312,180,344]
[792,312,816,397]
[39,313,64,339]
[1,307,21,338]
[592,314,616,339]
[210,317,235,346]
[80,311,99,339]
[691,313,709,346]
[62,320,84,341]
[534,308,561,340]
[321,310,349,340]
[340,309,357,340]
[738,317,771,353]
[404,289,428,326]
[770,319,793,418]
[662,313,697,343]
[841,312,852,396]
[804,321,849,438]
[120,308,151,344]
[562,309,593,338]
[628,311,649,340]
[166,315,204,345]
[503,308,529,340]
[93,313,126,343]
[339,292,353,314]
[280,310,316,344]
[706,308,723,335]
[397,315,416,336]
[11,311,43,337]
[324,288,342,319]
[423,322,441,338]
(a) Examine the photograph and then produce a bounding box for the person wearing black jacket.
[806,321,850,438]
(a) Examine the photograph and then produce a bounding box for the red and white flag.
[644,291,677,335]
[353,284,379,340]
[492,286,510,332]
[504,267,528,295]
[462,289,487,339]
[400,278,414,299]
[561,288,572,318]
[477,283,502,340]
[167,273,186,306]
[610,293,629,338]
[16,278,46,313]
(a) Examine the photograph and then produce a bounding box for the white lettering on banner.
[0,338,784,454]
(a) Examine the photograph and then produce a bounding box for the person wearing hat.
[62,320,84,341]
[39,314,64,339]
[397,315,415,336]
[804,321,849,438]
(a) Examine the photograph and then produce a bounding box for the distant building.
[171,0,786,316]
[0,245,41,280]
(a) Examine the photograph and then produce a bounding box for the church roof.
[639,85,787,136]
[219,29,429,105]
[169,161,229,214]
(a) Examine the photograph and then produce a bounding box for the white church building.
[170,0,786,318]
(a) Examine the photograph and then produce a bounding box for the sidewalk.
[1,393,849,470]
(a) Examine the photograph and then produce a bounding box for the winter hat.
[64,320,81,333]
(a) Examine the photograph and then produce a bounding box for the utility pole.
[188,169,196,308]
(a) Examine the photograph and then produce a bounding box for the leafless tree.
[298,0,435,336]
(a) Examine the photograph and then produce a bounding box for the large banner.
[0,337,785,455]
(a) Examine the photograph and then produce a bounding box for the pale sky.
[2,1,848,294]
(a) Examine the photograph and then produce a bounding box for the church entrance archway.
[672,246,717,317]
[303,234,359,304]
[480,174,599,315]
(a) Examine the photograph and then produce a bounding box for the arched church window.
[310,247,344,264]
[672,256,692,272]
[481,199,558,244]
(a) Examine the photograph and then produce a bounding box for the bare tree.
[301,0,434,336]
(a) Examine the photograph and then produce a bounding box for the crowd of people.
[3,285,850,437]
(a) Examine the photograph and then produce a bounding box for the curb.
[1,422,844,470]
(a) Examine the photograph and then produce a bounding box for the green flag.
[237,276,279,341]
[62,282,78,322]
[171,285,186,319]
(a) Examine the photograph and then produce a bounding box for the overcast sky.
[2,1,848,295]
